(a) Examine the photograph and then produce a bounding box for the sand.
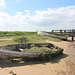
[0,38,13,41]
[0,37,75,75]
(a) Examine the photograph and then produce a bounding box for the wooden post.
[52,30,54,33]
[69,30,71,36]
[72,29,74,35]
[64,30,66,35]
[72,29,74,41]
[60,30,62,35]
[72,36,74,41]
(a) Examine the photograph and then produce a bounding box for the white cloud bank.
[0,0,5,9]
[0,6,75,31]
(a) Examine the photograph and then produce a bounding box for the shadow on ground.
[50,53,68,63]
[67,40,75,42]
[0,53,68,68]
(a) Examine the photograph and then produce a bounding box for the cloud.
[0,0,5,9]
[0,6,75,31]
[24,10,31,15]
[16,12,23,15]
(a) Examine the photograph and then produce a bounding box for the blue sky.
[3,0,75,15]
[0,0,75,31]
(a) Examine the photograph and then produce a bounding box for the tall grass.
[0,31,61,46]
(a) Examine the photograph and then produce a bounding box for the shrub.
[39,52,46,61]
[13,37,28,43]
[46,54,52,60]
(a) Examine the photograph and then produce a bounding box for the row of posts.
[52,29,75,41]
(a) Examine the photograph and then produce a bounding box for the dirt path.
[46,40,71,50]
[0,38,13,41]
[0,40,75,75]
[46,40,75,75]
[66,42,75,64]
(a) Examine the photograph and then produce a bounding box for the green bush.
[22,47,53,61]
[46,54,52,60]
[13,37,28,43]
[23,47,52,53]
[22,57,32,61]
[39,53,46,61]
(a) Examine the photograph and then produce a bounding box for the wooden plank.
[0,50,41,58]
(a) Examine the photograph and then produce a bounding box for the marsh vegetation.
[0,31,61,46]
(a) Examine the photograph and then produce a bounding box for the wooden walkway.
[52,29,75,41]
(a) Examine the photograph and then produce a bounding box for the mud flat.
[66,42,75,64]
[0,39,75,75]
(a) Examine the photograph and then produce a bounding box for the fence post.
[60,30,63,35]
[71,29,74,41]
[64,30,66,35]
[72,36,74,41]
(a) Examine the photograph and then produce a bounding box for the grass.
[0,32,61,46]
[22,46,59,53]
[0,40,17,46]
[23,47,52,53]
[21,46,62,61]
[0,31,63,61]
[22,47,53,61]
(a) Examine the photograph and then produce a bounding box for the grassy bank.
[0,31,61,46]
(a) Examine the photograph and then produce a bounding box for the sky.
[0,0,75,31]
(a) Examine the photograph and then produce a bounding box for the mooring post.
[69,30,71,35]
[72,29,75,41]
[52,30,54,34]
[64,30,66,35]
[60,30,63,35]
[72,36,74,41]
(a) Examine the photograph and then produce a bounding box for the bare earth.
[0,38,13,41]
[0,37,75,75]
